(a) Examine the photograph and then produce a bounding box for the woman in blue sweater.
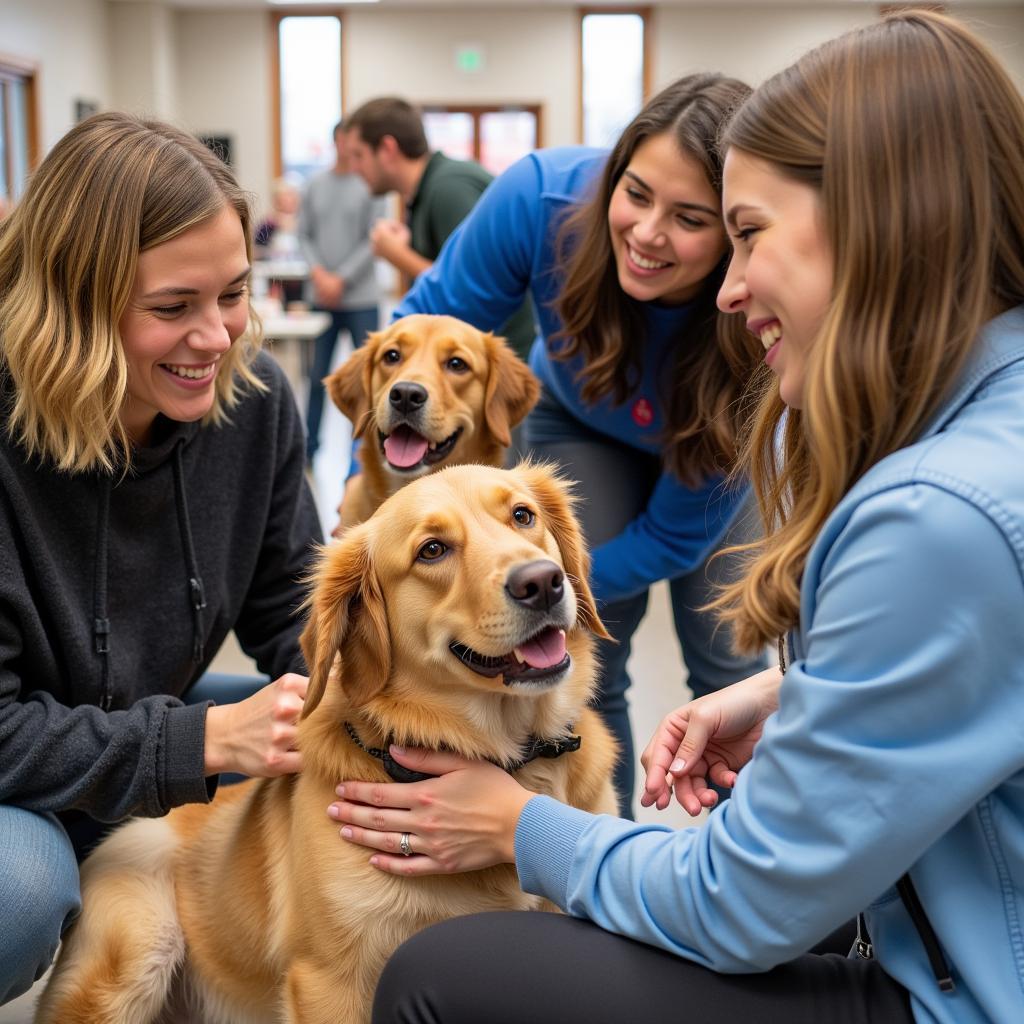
[332,11,1024,1023]
[394,74,767,813]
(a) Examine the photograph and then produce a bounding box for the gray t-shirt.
[298,169,384,310]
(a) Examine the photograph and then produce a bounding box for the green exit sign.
[455,45,485,73]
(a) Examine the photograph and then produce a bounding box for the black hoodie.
[0,352,322,822]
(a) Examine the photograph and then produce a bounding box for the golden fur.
[327,313,539,528]
[36,463,617,1024]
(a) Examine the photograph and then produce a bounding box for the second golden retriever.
[35,463,617,1024]
[327,313,539,529]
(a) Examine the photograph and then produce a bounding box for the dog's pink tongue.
[515,627,567,669]
[383,426,429,468]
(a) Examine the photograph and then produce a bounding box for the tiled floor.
[1,339,699,1023]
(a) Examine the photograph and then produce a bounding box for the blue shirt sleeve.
[516,483,1024,969]
[589,474,745,605]
[394,153,544,331]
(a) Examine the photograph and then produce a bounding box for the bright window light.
[581,13,645,148]
[279,15,342,180]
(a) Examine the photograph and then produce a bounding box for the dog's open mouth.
[379,425,462,471]
[449,626,570,684]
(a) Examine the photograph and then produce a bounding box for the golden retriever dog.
[36,463,617,1024]
[327,313,539,529]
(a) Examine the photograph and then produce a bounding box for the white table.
[252,258,310,282]
[259,310,331,383]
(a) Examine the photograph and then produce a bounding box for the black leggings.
[372,912,913,1024]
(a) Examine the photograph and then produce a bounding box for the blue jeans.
[525,391,768,816]
[305,306,379,461]
[0,806,81,1005]
[0,673,267,1005]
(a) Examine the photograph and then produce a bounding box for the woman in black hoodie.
[0,112,322,1006]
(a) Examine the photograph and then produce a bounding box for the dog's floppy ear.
[324,333,380,440]
[517,462,611,641]
[483,335,540,447]
[300,528,392,718]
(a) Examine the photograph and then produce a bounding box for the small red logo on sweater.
[631,397,654,427]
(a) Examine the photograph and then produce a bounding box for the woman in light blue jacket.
[330,11,1024,1023]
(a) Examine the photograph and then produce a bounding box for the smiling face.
[326,314,538,480]
[606,131,728,306]
[717,149,834,408]
[354,465,603,704]
[118,205,250,445]
[299,465,609,763]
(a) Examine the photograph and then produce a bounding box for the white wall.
[0,0,111,150]
[652,4,1024,91]
[346,7,578,146]
[4,1,1024,212]
[652,3,874,89]
[108,0,178,118]
[966,5,1024,88]
[173,7,272,207]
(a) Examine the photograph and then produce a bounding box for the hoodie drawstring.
[91,442,208,712]
[93,474,113,711]
[172,441,207,665]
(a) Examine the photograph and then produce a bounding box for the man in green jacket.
[343,96,534,361]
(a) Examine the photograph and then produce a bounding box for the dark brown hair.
[344,97,429,159]
[555,73,755,486]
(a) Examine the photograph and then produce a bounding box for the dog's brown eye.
[383,348,401,364]
[417,540,448,562]
[446,356,469,373]
[512,506,535,527]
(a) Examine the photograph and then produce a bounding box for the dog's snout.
[389,381,428,416]
[505,560,565,613]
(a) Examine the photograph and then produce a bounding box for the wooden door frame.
[0,53,41,201]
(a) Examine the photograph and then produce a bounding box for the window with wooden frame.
[420,105,543,177]
[578,7,651,147]
[0,56,40,206]
[270,9,345,181]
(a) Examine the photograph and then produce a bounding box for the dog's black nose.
[505,560,565,612]
[389,381,428,416]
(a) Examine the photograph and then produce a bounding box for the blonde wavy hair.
[712,10,1024,652]
[0,111,265,473]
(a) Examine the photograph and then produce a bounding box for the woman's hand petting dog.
[329,747,536,875]
[203,672,308,777]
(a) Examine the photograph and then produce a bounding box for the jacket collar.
[918,304,1024,440]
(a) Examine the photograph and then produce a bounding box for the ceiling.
[109,0,1020,10]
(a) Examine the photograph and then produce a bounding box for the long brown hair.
[555,73,755,486]
[711,11,1024,652]
[0,111,264,473]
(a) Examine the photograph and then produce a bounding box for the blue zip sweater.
[515,305,1024,1023]
[395,147,743,605]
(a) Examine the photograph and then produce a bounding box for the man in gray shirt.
[298,122,383,464]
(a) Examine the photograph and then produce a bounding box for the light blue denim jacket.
[516,306,1024,1023]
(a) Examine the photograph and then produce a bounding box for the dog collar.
[343,721,581,784]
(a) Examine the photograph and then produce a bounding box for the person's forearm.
[203,703,230,775]
[385,245,432,280]
[745,665,784,712]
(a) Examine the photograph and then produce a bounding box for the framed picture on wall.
[74,98,99,123]
[199,134,234,167]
